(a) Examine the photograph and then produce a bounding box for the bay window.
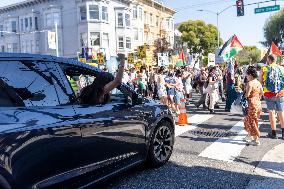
[118,36,124,49]
[125,14,130,27]
[89,5,99,20]
[133,6,137,19]
[134,28,138,41]
[126,37,131,49]
[117,13,123,27]
[102,33,109,48]
[102,6,108,21]
[90,32,100,46]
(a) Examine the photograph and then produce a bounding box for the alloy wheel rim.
[153,126,173,162]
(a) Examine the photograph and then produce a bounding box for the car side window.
[0,60,60,107]
[0,79,23,107]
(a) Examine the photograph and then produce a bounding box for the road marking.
[199,121,263,162]
[246,143,284,189]
[175,114,214,137]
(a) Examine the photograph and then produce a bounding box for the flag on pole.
[218,35,244,61]
[270,42,282,64]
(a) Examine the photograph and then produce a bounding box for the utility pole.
[55,22,59,57]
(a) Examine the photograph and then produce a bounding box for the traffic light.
[236,0,245,17]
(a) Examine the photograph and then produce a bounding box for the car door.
[62,68,147,177]
[0,60,82,188]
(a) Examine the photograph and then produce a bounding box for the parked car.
[0,53,175,189]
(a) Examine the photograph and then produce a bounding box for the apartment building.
[0,0,175,68]
[139,0,175,47]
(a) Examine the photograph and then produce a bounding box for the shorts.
[264,96,284,112]
[174,91,184,104]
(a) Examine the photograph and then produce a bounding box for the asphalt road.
[97,94,284,189]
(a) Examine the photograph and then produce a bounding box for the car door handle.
[58,116,74,120]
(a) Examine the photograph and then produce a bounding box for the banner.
[48,31,56,50]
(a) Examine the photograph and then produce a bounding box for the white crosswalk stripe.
[175,114,214,137]
[199,121,263,162]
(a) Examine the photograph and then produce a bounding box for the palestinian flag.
[218,35,244,61]
[270,42,283,64]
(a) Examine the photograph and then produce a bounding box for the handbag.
[241,94,249,116]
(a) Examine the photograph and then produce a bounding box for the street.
[98,95,284,189]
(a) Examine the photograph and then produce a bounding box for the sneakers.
[242,135,252,142]
[246,140,260,146]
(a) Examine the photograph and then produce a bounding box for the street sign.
[97,53,105,64]
[255,5,280,14]
[127,53,134,64]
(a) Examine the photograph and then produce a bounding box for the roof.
[0,0,54,13]
[0,53,102,73]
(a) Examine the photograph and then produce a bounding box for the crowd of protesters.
[119,54,284,146]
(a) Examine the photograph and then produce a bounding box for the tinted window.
[0,61,60,107]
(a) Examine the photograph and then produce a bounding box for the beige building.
[138,0,176,47]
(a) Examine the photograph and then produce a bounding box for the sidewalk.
[246,143,284,189]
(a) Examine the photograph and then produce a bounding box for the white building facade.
[0,0,174,69]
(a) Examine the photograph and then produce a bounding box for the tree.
[263,9,284,47]
[178,20,222,65]
[236,46,261,65]
[153,37,171,62]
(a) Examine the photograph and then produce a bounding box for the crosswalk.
[174,113,265,163]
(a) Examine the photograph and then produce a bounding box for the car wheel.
[0,175,11,189]
[147,121,174,167]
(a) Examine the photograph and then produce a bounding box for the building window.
[139,7,143,20]
[118,36,124,49]
[126,37,131,49]
[11,21,17,33]
[30,40,34,52]
[35,17,38,30]
[89,5,99,20]
[125,14,130,27]
[102,33,109,48]
[80,6,87,21]
[80,32,88,47]
[1,46,4,52]
[133,6,137,19]
[29,17,32,29]
[36,40,40,52]
[90,32,100,46]
[20,19,23,31]
[166,19,169,29]
[7,44,12,52]
[25,18,29,29]
[150,13,153,25]
[53,12,60,25]
[12,43,18,53]
[0,25,3,37]
[156,16,159,27]
[134,28,138,41]
[45,13,52,27]
[102,6,108,21]
[117,13,123,27]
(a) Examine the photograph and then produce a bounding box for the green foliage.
[178,20,222,59]
[236,46,261,65]
[263,9,284,47]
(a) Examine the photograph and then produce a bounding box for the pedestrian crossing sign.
[128,53,134,64]
[97,53,105,64]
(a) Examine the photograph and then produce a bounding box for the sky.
[1,0,283,49]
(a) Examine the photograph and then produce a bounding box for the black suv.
[0,53,175,189]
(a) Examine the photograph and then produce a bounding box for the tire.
[146,121,174,168]
[0,175,11,189]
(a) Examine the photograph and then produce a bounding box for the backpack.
[265,65,284,93]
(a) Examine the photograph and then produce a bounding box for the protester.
[173,69,185,114]
[157,67,168,105]
[165,71,177,113]
[183,67,193,103]
[207,66,220,114]
[194,67,208,109]
[225,60,238,111]
[260,55,284,140]
[244,66,263,146]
